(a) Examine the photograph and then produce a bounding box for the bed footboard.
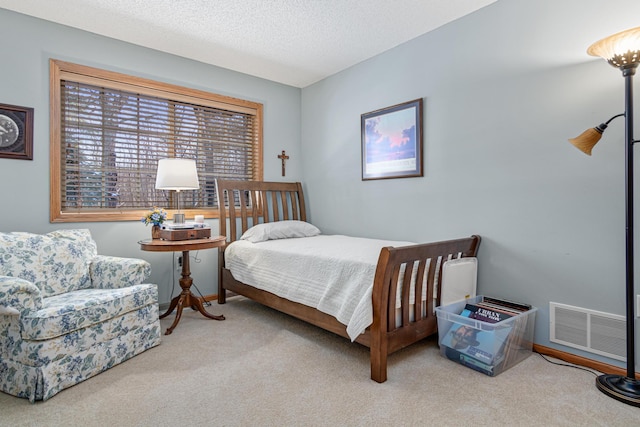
[369,235,481,382]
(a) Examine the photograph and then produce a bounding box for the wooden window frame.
[49,59,263,223]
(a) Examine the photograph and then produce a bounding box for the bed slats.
[372,236,481,336]
[216,180,306,242]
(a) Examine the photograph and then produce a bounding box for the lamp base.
[595,374,640,407]
[174,213,185,224]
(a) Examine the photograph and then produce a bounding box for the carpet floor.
[1,297,638,426]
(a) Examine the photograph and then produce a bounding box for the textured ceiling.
[0,0,496,87]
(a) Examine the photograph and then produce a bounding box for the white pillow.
[240,220,321,243]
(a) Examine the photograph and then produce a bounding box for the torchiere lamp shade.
[587,26,640,69]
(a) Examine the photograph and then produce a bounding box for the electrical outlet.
[176,255,182,270]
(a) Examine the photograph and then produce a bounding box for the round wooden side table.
[139,236,226,335]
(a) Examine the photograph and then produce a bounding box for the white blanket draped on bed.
[225,235,414,340]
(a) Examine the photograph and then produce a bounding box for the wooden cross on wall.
[278,150,289,176]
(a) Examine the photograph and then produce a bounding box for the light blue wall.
[0,8,301,305]
[2,0,640,369]
[301,0,640,369]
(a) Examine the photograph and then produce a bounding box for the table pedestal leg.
[159,250,224,335]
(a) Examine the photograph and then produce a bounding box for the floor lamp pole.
[623,69,636,381]
[595,66,640,406]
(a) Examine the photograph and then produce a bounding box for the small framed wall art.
[361,98,423,180]
[0,103,34,160]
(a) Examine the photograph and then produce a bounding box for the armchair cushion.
[19,284,158,341]
[0,229,97,297]
[90,255,151,289]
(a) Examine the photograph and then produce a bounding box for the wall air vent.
[549,302,626,361]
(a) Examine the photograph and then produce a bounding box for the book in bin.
[441,296,531,374]
[440,313,512,366]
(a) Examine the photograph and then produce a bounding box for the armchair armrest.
[90,255,151,289]
[0,276,43,315]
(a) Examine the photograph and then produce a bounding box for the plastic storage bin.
[435,295,537,376]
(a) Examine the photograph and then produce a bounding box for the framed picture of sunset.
[361,98,423,180]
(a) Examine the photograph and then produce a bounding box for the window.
[49,59,263,223]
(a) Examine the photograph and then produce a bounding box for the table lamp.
[155,158,199,224]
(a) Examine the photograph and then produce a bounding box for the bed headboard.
[216,180,307,243]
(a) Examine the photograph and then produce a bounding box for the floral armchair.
[0,229,161,402]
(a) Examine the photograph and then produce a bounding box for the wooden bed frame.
[216,180,481,383]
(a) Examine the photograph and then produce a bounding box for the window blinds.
[59,79,258,211]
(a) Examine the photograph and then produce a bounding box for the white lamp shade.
[155,158,200,190]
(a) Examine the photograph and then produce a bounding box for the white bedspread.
[225,235,414,340]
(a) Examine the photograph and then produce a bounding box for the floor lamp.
[569,26,640,407]
[155,158,200,224]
